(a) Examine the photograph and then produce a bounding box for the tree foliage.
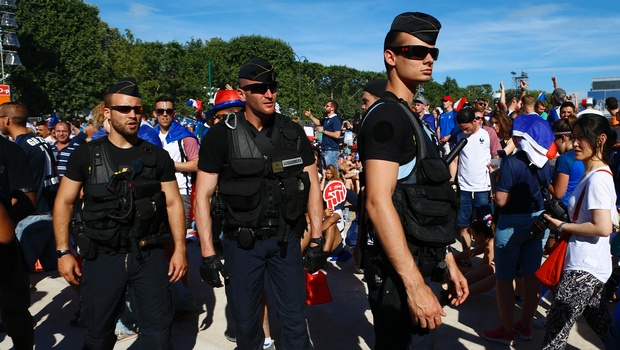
[13,0,114,117]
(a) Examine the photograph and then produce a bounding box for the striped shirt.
[52,140,80,178]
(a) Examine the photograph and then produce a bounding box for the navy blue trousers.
[223,233,312,350]
[80,248,172,350]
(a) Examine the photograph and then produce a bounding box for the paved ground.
[0,229,609,349]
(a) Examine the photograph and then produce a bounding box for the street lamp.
[0,0,21,84]
[294,53,308,117]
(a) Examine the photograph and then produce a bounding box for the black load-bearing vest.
[80,138,169,249]
[363,95,460,248]
[216,112,310,235]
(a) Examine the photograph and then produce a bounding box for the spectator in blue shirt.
[305,100,342,171]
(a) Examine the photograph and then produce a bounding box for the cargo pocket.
[399,184,458,245]
[82,208,121,247]
[219,180,262,227]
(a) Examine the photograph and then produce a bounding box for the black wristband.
[56,249,71,259]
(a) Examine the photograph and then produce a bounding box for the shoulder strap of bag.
[225,112,263,159]
[572,169,613,222]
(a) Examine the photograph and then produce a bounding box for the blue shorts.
[457,190,492,228]
[494,211,548,280]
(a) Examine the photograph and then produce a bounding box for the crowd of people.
[2,10,620,350]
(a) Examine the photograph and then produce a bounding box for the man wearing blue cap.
[358,12,469,349]
[195,58,323,350]
[54,77,187,349]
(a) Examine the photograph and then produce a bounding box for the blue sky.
[86,0,620,102]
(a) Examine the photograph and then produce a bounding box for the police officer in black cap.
[358,12,469,349]
[194,57,323,350]
[54,77,188,349]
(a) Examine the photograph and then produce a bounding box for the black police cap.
[106,77,141,98]
[238,57,276,83]
[363,79,387,98]
[390,12,442,45]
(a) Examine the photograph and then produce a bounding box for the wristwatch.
[56,249,71,259]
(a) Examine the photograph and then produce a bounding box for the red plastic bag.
[305,270,332,305]
[535,233,570,290]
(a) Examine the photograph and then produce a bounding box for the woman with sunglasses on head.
[542,114,618,349]
[489,109,515,155]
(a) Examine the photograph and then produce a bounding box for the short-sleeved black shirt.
[0,136,36,210]
[64,138,176,184]
[15,133,58,213]
[358,92,417,166]
[198,113,315,173]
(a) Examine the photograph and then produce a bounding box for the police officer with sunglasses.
[195,58,323,350]
[54,78,188,349]
[358,12,469,349]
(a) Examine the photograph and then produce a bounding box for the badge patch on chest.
[272,157,303,173]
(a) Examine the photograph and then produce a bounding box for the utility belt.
[223,226,279,250]
[363,238,449,290]
[71,218,170,260]
[96,242,164,255]
[409,245,447,278]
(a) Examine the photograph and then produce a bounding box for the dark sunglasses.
[240,81,278,94]
[109,105,143,114]
[155,108,175,116]
[389,45,439,60]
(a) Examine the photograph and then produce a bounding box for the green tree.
[13,0,114,116]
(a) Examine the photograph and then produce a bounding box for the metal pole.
[0,31,5,83]
[294,54,307,117]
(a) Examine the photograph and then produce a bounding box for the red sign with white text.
[322,181,347,209]
[0,85,10,104]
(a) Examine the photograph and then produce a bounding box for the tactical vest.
[80,138,169,249]
[216,112,309,236]
[364,95,460,248]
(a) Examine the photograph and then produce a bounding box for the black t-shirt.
[64,138,176,184]
[198,113,315,173]
[358,92,417,166]
[0,136,36,210]
[15,133,58,213]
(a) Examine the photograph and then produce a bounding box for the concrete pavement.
[0,237,607,349]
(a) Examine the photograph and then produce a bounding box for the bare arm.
[503,138,516,155]
[323,129,341,140]
[518,80,527,100]
[321,209,341,231]
[498,81,507,113]
[305,163,323,240]
[449,155,459,181]
[194,170,219,257]
[494,190,510,207]
[161,180,188,282]
[53,177,83,285]
[549,172,569,200]
[304,110,321,127]
[175,158,198,173]
[546,208,613,238]
[365,159,446,329]
[551,76,558,90]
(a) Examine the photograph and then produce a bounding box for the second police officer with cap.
[194,57,324,350]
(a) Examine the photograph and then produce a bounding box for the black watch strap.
[56,249,71,259]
